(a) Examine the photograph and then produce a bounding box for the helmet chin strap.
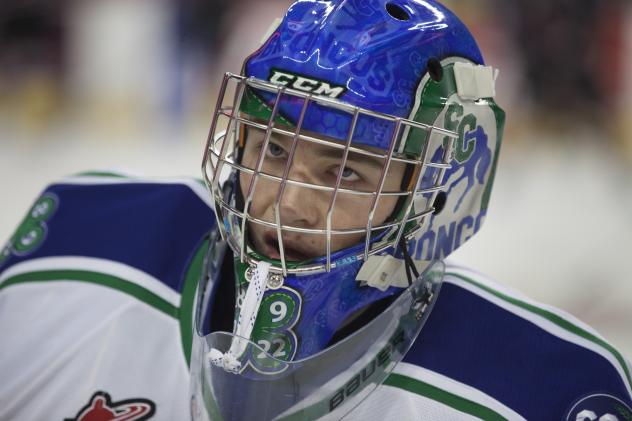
[209,260,272,373]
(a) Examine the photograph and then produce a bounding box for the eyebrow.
[261,129,386,168]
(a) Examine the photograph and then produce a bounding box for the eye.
[337,166,361,182]
[265,142,287,159]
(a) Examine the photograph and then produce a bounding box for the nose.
[276,164,321,229]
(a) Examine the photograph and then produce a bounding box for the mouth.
[262,233,311,262]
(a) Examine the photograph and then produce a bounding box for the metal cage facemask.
[202,73,457,276]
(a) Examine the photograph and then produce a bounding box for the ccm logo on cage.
[269,68,347,99]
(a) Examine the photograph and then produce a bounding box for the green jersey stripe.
[1,238,209,368]
[447,271,632,391]
[0,270,178,319]
[384,373,508,421]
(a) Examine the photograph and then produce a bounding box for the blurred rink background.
[1,0,631,356]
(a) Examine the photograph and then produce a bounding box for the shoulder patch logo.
[565,393,632,421]
[268,68,346,99]
[65,391,155,421]
[1,193,58,267]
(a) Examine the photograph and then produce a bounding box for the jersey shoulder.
[0,172,213,420]
[0,172,216,293]
[394,262,632,420]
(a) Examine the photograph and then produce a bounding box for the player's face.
[239,126,407,261]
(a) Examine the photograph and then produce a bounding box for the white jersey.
[1,174,631,420]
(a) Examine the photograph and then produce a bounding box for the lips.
[262,232,312,262]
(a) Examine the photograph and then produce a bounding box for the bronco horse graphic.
[433,123,491,213]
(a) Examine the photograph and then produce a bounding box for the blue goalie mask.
[195,0,505,419]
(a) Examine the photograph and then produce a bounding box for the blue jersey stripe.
[448,271,632,391]
[403,281,632,420]
[1,182,215,293]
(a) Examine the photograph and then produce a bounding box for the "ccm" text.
[268,69,346,99]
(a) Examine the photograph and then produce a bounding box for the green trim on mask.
[403,64,459,157]
[386,65,460,237]
[239,87,294,127]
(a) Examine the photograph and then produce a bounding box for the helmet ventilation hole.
[432,192,447,215]
[385,3,410,21]
[427,57,443,82]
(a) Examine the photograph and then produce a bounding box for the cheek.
[373,196,399,224]
[330,196,371,229]
[239,171,257,213]
[239,147,253,198]
[331,194,399,228]
[238,171,251,202]
[329,195,399,251]
[371,163,407,224]
[239,171,278,219]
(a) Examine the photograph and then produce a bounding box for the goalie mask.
[193,0,505,419]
